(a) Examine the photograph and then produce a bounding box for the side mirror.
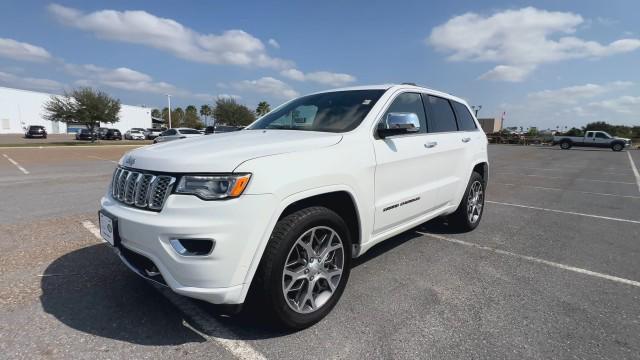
[378,112,421,139]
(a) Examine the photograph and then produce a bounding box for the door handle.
[462,137,471,143]
[424,141,438,148]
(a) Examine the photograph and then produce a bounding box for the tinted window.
[378,92,427,133]
[165,129,177,136]
[595,132,609,139]
[179,129,201,134]
[451,101,477,131]
[424,96,458,133]
[248,90,385,133]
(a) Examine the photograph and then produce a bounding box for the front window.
[595,132,611,139]
[247,90,385,133]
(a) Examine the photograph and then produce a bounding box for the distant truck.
[553,131,631,151]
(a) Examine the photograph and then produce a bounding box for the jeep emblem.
[124,156,136,166]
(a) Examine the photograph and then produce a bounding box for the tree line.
[43,87,274,139]
[151,98,272,129]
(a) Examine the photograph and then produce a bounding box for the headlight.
[176,174,251,200]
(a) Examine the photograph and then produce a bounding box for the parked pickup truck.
[99,84,489,329]
[553,131,631,151]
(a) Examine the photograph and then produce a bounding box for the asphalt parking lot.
[1,144,639,359]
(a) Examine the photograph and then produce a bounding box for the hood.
[614,136,630,141]
[120,130,343,172]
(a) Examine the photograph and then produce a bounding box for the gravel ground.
[1,144,639,359]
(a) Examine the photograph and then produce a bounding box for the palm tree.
[256,101,271,117]
[200,104,212,126]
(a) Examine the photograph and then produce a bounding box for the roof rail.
[401,82,417,86]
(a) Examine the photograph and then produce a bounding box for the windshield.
[247,90,385,133]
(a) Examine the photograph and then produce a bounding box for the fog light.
[170,238,215,256]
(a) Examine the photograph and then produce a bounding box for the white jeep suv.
[99,84,488,329]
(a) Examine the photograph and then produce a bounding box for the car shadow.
[40,217,468,343]
[40,244,206,345]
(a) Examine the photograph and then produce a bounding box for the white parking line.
[2,153,29,174]
[495,171,636,185]
[487,200,640,224]
[628,151,640,194]
[88,155,118,164]
[492,182,640,199]
[81,220,105,242]
[416,231,640,288]
[80,220,266,360]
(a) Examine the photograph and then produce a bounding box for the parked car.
[99,84,488,329]
[24,125,47,138]
[153,128,202,143]
[124,129,145,140]
[96,127,109,139]
[144,128,163,140]
[204,125,243,134]
[75,129,96,141]
[103,129,122,140]
[553,131,631,151]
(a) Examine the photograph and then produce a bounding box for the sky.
[0,0,639,130]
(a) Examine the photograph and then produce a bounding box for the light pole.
[471,105,482,117]
[166,94,172,128]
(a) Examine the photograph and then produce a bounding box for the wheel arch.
[239,185,363,302]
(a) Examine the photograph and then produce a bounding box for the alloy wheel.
[467,180,484,224]
[282,226,344,314]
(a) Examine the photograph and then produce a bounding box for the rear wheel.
[449,171,485,232]
[611,143,623,152]
[253,206,351,330]
[560,141,572,150]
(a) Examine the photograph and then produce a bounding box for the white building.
[0,86,151,134]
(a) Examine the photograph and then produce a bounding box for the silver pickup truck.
[553,131,631,151]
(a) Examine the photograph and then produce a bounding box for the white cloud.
[478,65,535,82]
[527,81,632,104]
[0,38,52,62]
[267,38,280,49]
[280,69,356,87]
[0,71,63,91]
[497,81,639,128]
[588,95,640,114]
[64,63,182,95]
[428,7,640,81]
[48,3,292,69]
[231,77,299,99]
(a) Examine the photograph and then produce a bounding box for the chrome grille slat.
[109,167,175,211]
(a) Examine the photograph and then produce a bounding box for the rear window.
[424,95,458,133]
[451,101,477,131]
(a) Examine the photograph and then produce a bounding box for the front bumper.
[100,191,277,304]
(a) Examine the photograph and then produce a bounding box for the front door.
[373,92,459,233]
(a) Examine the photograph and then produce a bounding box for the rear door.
[584,131,595,146]
[422,95,468,206]
[451,100,484,182]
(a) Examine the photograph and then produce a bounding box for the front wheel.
[448,171,485,232]
[611,143,624,152]
[252,206,351,329]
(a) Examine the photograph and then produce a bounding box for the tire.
[611,143,623,152]
[448,171,485,232]
[252,206,351,330]
[560,141,572,150]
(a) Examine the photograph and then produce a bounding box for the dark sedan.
[24,125,47,138]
